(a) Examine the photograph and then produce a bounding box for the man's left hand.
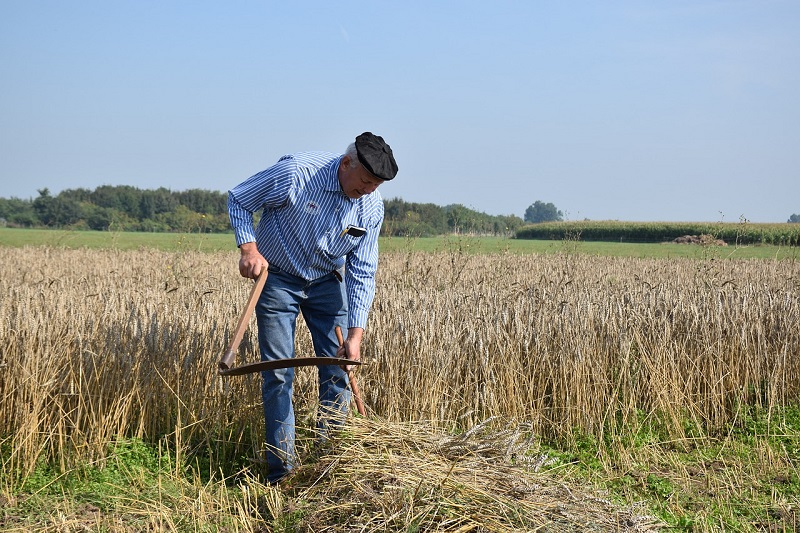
[337,327,364,372]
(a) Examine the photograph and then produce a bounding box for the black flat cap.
[355,132,398,181]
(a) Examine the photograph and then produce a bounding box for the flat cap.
[355,132,398,181]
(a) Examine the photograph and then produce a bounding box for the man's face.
[338,156,384,199]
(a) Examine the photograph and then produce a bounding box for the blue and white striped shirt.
[228,151,384,329]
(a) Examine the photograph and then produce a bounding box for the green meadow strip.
[2,226,798,259]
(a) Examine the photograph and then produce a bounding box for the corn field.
[1,245,799,479]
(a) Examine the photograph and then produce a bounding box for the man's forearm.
[347,327,364,344]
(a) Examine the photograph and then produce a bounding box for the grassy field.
[1,226,798,259]
[1,234,798,531]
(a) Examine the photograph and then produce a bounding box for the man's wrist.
[347,327,365,343]
[239,241,258,254]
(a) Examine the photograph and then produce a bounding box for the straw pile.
[260,416,664,532]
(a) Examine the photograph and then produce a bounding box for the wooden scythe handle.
[218,267,268,372]
[336,326,367,416]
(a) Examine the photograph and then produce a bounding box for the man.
[227,132,398,484]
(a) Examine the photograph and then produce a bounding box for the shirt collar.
[323,155,345,193]
[325,155,356,202]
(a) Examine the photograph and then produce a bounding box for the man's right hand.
[238,242,268,279]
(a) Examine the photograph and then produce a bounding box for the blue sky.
[2,1,798,222]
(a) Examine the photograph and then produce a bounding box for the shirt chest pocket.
[321,226,363,259]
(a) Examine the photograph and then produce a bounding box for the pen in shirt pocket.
[340,225,366,238]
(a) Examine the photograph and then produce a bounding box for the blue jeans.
[255,265,351,483]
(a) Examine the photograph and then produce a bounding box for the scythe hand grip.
[218,267,268,372]
[336,326,366,416]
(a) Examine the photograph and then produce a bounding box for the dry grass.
[1,245,798,530]
[270,415,662,531]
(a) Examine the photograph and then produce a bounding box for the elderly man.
[227,132,398,484]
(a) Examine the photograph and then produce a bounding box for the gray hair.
[344,143,359,168]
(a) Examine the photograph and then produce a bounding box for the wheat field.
[1,245,798,472]
[0,245,798,530]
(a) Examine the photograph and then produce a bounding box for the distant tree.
[446,204,476,234]
[383,198,451,236]
[140,187,177,219]
[83,205,118,231]
[524,201,563,223]
[157,205,208,233]
[0,197,37,227]
[789,214,800,223]
[59,188,93,203]
[496,214,524,235]
[90,185,143,219]
[176,189,227,215]
[32,189,82,227]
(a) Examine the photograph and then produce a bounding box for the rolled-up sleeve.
[345,200,384,329]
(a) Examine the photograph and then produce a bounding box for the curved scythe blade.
[218,356,362,377]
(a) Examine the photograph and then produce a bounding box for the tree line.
[0,186,231,233]
[383,198,524,236]
[0,186,525,236]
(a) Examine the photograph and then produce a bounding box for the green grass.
[3,407,798,531]
[0,227,235,252]
[0,437,269,531]
[2,227,798,259]
[537,405,800,531]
